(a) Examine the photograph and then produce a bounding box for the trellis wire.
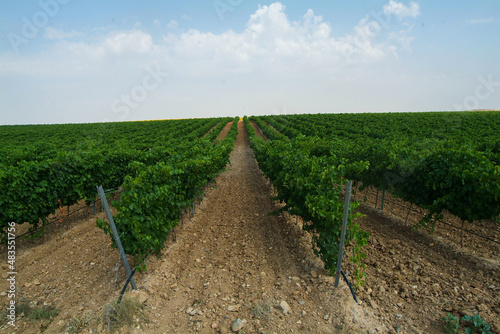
[357,186,500,246]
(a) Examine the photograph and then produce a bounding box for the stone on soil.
[280,301,292,314]
[231,318,244,332]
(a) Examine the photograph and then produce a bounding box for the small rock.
[280,301,292,315]
[396,314,402,319]
[211,323,218,329]
[228,305,241,312]
[322,276,334,284]
[1,273,8,279]
[131,290,148,304]
[186,307,194,314]
[231,318,244,332]
[459,309,474,317]
[477,304,488,312]
[190,309,202,316]
[370,300,378,309]
[34,279,41,285]
[310,271,318,278]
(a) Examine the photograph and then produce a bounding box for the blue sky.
[0,0,499,124]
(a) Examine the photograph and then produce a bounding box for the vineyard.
[250,111,500,227]
[1,117,239,265]
[1,113,499,333]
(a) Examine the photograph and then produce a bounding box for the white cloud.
[153,19,161,28]
[11,1,417,74]
[1,1,422,79]
[467,17,494,24]
[383,1,420,20]
[45,27,84,40]
[103,30,154,55]
[167,19,178,29]
[0,1,428,124]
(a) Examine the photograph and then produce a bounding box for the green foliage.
[441,313,492,334]
[441,313,459,334]
[462,314,491,334]
[1,116,236,272]
[348,221,370,287]
[251,111,500,229]
[110,144,233,270]
[244,116,370,285]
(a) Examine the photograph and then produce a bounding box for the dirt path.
[215,122,233,141]
[250,120,267,140]
[137,121,383,333]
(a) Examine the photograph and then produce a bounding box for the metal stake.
[381,190,386,211]
[97,185,137,290]
[335,180,353,288]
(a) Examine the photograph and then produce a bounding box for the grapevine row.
[244,117,370,285]
[103,119,239,269]
[0,117,233,243]
[252,112,500,229]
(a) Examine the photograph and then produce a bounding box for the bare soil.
[355,187,500,262]
[249,121,267,140]
[1,121,498,333]
[215,122,233,141]
[350,204,499,333]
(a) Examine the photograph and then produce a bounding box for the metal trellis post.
[335,180,353,288]
[97,185,137,290]
[381,189,386,211]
